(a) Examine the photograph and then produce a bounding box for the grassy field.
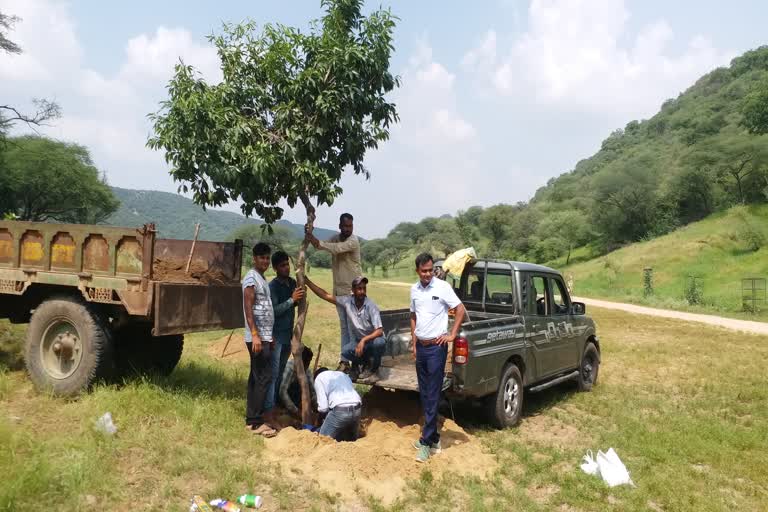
[550,205,768,321]
[1,269,767,511]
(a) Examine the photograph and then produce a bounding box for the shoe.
[412,439,441,454]
[336,361,351,373]
[415,443,430,463]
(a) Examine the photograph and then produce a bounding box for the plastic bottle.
[209,498,241,512]
[237,494,263,508]
[190,495,214,512]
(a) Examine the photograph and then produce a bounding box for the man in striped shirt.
[242,242,276,437]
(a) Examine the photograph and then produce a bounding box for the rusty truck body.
[0,220,244,396]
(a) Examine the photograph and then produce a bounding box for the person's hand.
[411,336,417,359]
[304,223,313,235]
[291,287,305,302]
[250,337,263,355]
[355,340,366,357]
[436,333,456,346]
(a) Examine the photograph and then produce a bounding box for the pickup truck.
[371,259,600,427]
[0,220,244,396]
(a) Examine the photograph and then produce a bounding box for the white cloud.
[465,0,733,117]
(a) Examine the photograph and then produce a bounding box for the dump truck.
[371,259,600,427]
[0,220,244,396]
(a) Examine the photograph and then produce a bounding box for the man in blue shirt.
[266,251,305,415]
[242,242,276,437]
[410,252,466,462]
[304,275,385,383]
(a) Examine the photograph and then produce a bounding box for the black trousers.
[245,342,273,427]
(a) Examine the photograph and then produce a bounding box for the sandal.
[251,424,277,438]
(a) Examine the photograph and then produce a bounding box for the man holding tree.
[305,213,362,372]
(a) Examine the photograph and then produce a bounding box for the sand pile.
[265,387,497,504]
[153,257,229,285]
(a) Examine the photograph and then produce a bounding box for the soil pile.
[265,387,497,504]
[152,257,229,285]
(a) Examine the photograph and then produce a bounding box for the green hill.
[106,187,337,241]
[553,204,768,320]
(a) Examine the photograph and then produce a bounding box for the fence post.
[643,267,654,297]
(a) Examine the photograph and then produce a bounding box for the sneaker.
[415,443,430,463]
[358,368,380,383]
[412,439,441,454]
[336,361,351,373]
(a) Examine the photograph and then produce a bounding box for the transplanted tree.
[148,0,399,423]
[0,135,119,222]
[424,218,463,257]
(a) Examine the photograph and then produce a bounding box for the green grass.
[1,272,767,510]
[553,204,768,321]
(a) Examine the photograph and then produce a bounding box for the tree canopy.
[0,136,119,223]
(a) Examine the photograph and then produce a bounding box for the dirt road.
[573,296,768,336]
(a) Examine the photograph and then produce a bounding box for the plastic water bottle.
[237,494,263,508]
[94,412,117,435]
[209,499,240,512]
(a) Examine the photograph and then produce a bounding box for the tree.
[479,204,521,256]
[0,11,60,138]
[360,239,385,275]
[0,136,119,223]
[148,0,399,423]
[229,224,298,263]
[532,210,590,264]
[455,206,482,246]
[741,84,768,135]
[388,221,427,244]
[379,236,409,277]
[424,218,462,257]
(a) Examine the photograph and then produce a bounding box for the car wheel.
[577,342,600,391]
[487,363,524,428]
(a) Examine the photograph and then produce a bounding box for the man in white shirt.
[313,367,362,441]
[410,252,466,462]
[305,213,362,371]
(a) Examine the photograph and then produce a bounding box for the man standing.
[410,252,466,462]
[242,242,277,437]
[266,250,305,415]
[304,275,385,382]
[305,213,362,371]
[313,367,362,441]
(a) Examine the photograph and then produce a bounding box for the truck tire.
[24,298,113,397]
[114,324,184,377]
[487,363,524,428]
[577,342,600,391]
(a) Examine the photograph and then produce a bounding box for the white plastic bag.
[596,448,633,487]
[94,412,117,435]
[580,450,599,476]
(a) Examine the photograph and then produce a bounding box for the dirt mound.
[207,332,249,362]
[265,387,497,504]
[153,257,229,285]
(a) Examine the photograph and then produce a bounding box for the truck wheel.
[24,298,113,397]
[577,342,600,391]
[114,325,183,377]
[487,363,524,428]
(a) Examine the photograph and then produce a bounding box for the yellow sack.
[442,247,477,278]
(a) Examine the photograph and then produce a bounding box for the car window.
[466,272,486,302]
[551,277,570,315]
[486,273,514,305]
[529,275,549,315]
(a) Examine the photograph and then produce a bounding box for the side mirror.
[571,302,586,315]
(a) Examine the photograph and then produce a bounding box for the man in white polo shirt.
[410,252,466,463]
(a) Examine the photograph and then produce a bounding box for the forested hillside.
[106,187,336,241]
[361,46,768,272]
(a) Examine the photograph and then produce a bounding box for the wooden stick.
[185,223,201,274]
[313,343,323,374]
[220,329,235,358]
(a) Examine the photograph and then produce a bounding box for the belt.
[333,403,361,412]
[417,337,443,346]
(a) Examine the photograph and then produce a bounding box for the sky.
[1,0,766,238]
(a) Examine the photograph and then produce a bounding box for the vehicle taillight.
[453,337,469,365]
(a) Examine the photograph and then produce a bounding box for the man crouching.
[313,367,362,441]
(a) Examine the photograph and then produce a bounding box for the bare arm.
[437,303,466,345]
[242,286,263,353]
[410,312,417,359]
[304,276,336,305]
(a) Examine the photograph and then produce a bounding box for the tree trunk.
[290,192,316,425]
[566,244,572,265]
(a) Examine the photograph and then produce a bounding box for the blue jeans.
[319,406,361,442]
[341,336,386,371]
[337,304,351,363]
[415,343,448,446]
[265,335,291,411]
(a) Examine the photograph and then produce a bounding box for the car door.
[548,275,580,372]
[524,273,561,378]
